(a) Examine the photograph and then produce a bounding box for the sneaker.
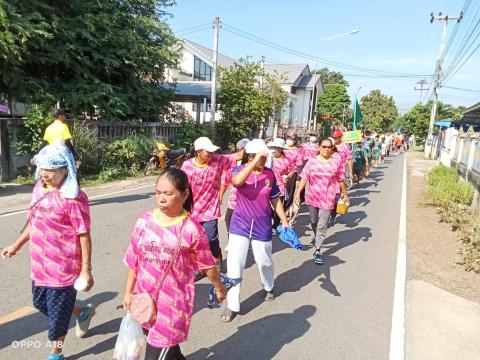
[75,303,95,338]
[48,354,64,360]
[313,250,324,265]
[264,289,275,301]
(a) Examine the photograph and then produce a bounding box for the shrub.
[425,165,474,208]
[424,164,479,272]
[72,121,105,175]
[101,135,151,177]
[16,107,53,155]
[173,122,213,150]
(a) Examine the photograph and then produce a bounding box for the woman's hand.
[80,269,94,292]
[342,192,350,204]
[293,193,301,206]
[215,285,227,303]
[1,243,21,259]
[253,151,267,164]
[122,291,132,312]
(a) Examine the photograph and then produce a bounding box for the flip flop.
[221,308,238,323]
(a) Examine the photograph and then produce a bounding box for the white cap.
[267,138,288,149]
[194,137,220,152]
[245,139,268,154]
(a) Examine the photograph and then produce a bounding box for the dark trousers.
[143,329,186,360]
[200,219,221,258]
[225,207,234,233]
[272,196,285,229]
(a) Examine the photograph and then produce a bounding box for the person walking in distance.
[294,138,349,265]
[2,144,94,360]
[181,137,242,269]
[332,130,353,187]
[220,138,250,233]
[267,138,295,234]
[301,130,320,164]
[43,109,80,162]
[221,139,290,322]
[122,168,227,360]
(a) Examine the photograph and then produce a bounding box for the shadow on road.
[188,305,316,360]
[68,335,117,360]
[0,183,34,196]
[0,291,117,350]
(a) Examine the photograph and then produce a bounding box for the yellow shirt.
[43,120,72,145]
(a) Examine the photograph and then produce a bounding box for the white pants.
[226,234,275,312]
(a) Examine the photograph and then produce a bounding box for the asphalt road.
[0,154,404,360]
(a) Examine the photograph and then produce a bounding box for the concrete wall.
[440,127,480,212]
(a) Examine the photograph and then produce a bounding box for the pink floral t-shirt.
[29,182,91,287]
[300,156,344,210]
[223,169,237,210]
[301,142,319,161]
[124,211,215,348]
[181,154,236,222]
[284,147,303,170]
[271,156,291,196]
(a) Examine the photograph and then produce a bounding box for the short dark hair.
[53,108,66,117]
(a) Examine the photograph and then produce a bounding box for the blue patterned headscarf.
[34,144,78,199]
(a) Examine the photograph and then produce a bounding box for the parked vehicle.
[143,138,187,175]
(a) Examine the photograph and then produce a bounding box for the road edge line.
[389,155,407,360]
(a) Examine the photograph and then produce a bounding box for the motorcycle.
[143,139,187,176]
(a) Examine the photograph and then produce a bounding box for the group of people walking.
[2,122,397,359]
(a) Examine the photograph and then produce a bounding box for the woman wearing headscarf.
[2,145,94,360]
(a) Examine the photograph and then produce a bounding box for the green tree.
[313,67,349,86]
[316,84,351,125]
[360,90,398,132]
[0,0,177,120]
[394,101,465,145]
[217,59,288,147]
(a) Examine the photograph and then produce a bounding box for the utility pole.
[425,12,463,158]
[414,79,430,103]
[210,17,221,125]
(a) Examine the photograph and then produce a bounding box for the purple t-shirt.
[229,165,280,241]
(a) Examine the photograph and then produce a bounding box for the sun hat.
[332,130,343,138]
[245,139,268,154]
[34,144,78,199]
[194,137,220,152]
[236,138,250,150]
[267,138,288,150]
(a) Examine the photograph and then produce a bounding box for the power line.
[221,22,431,78]
[442,85,480,92]
[174,23,211,35]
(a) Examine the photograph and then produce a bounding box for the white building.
[166,39,323,130]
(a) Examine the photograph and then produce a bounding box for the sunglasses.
[320,145,333,149]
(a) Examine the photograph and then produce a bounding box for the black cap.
[53,108,66,117]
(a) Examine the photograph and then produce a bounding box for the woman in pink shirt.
[122,168,227,360]
[2,144,94,360]
[267,138,295,232]
[294,138,349,265]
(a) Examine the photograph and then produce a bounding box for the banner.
[342,130,362,144]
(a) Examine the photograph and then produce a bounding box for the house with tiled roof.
[166,39,323,129]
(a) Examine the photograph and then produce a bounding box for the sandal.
[221,308,238,323]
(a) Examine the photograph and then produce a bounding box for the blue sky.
[165,0,480,113]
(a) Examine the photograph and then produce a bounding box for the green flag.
[353,98,363,130]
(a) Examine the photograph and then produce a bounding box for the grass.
[424,164,479,272]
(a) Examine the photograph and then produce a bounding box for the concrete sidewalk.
[0,176,157,215]
[406,279,480,360]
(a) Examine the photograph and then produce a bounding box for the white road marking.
[389,156,407,360]
[0,183,154,218]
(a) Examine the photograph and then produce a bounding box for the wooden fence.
[0,117,185,181]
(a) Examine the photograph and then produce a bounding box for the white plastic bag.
[113,314,146,360]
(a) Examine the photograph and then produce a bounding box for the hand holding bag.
[130,217,187,324]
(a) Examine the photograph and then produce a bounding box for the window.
[194,56,213,81]
[192,102,211,112]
